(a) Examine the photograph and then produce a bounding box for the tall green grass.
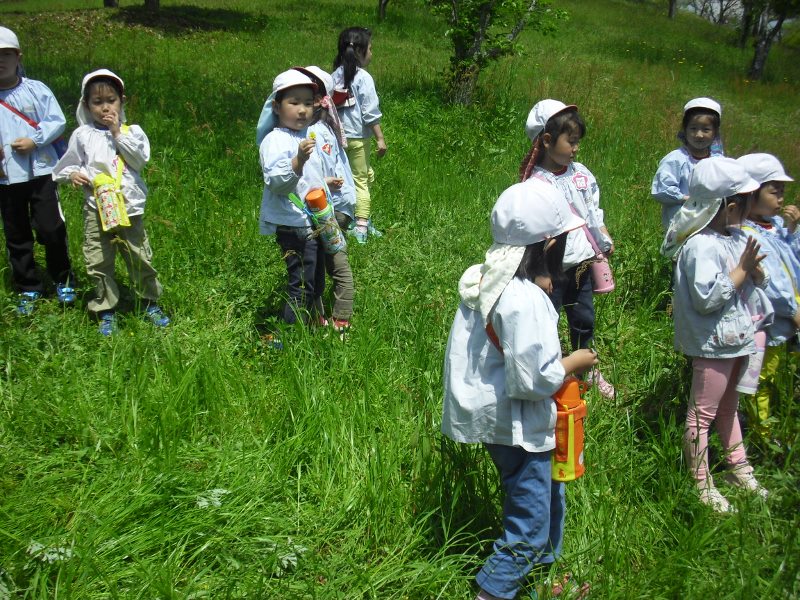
[0,0,798,597]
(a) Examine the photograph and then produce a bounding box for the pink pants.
[684,356,752,483]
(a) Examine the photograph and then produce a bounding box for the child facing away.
[519,99,616,399]
[331,26,386,244]
[652,97,723,231]
[0,26,75,315]
[442,178,598,600]
[737,153,800,440]
[52,69,169,336]
[661,156,771,513]
[294,66,356,338]
[255,69,326,327]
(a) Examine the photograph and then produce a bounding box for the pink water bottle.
[590,254,615,294]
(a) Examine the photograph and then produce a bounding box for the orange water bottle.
[552,376,589,482]
[305,188,347,254]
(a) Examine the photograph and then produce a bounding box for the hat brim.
[291,67,324,94]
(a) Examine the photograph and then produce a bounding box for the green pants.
[83,205,162,314]
[345,138,375,221]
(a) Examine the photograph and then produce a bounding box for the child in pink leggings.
[661,156,771,513]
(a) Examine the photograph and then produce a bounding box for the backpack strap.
[485,322,504,355]
[0,99,39,129]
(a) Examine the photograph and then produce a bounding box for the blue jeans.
[477,445,565,600]
[550,263,595,350]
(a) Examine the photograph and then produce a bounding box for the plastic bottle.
[590,254,615,294]
[552,376,589,482]
[305,188,347,254]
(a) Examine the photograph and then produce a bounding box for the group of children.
[442,96,797,599]
[0,26,385,336]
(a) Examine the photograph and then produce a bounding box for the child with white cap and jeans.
[52,69,169,335]
[442,178,598,600]
[652,97,724,231]
[661,156,771,513]
[0,26,75,314]
[519,99,616,399]
[737,153,799,440]
[255,69,325,327]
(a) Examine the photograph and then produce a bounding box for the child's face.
[683,114,717,156]
[273,86,315,131]
[749,181,785,220]
[543,131,581,170]
[86,82,123,128]
[359,43,373,67]
[0,48,20,87]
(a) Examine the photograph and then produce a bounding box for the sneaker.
[367,220,383,238]
[98,311,117,336]
[55,283,77,305]
[17,291,41,315]
[725,469,768,499]
[333,318,351,341]
[698,483,735,513]
[144,304,170,327]
[586,368,615,399]
[261,333,283,351]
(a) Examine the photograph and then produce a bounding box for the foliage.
[0,0,798,597]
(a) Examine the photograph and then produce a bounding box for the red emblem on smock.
[572,172,589,190]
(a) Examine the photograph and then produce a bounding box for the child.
[442,178,598,600]
[0,26,74,314]
[255,69,325,326]
[652,97,723,231]
[331,26,386,244]
[737,153,799,439]
[519,99,616,399]
[661,156,770,512]
[294,66,356,337]
[52,69,168,335]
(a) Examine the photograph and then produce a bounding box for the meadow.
[0,0,798,597]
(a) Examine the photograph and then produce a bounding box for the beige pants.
[83,205,162,313]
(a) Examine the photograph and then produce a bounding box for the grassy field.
[0,0,798,597]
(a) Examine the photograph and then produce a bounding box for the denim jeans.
[550,263,595,350]
[476,444,565,600]
[275,225,325,325]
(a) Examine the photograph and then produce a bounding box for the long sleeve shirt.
[331,67,382,140]
[258,127,313,234]
[308,121,356,218]
[0,77,66,184]
[442,277,564,452]
[51,123,150,216]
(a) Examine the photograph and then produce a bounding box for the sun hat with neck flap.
[77,69,126,126]
[255,70,317,146]
[459,178,585,321]
[661,156,760,258]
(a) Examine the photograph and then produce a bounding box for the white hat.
[737,153,794,184]
[525,99,578,141]
[255,69,317,146]
[661,156,759,257]
[0,27,20,51]
[459,178,585,320]
[77,69,126,126]
[295,66,333,96]
[683,97,721,117]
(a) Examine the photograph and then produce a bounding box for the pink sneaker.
[587,369,615,399]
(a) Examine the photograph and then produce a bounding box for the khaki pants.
[83,205,162,314]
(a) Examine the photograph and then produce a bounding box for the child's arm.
[651,154,689,206]
[51,132,90,188]
[259,134,314,195]
[561,349,599,376]
[113,124,150,172]
[371,123,386,157]
[683,238,738,315]
[11,82,66,154]
[729,236,766,289]
[356,71,385,156]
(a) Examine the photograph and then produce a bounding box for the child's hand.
[783,205,800,232]
[561,348,598,376]
[10,137,36,155]
[376,138,387,158]
[325,177,344,190]
[101,110,121,136]
[297,138,315,164]
[69,171,91,188]
[739,236,765,275]
[601,227,615,256]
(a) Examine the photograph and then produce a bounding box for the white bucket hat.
[736,153,794,184]
[295,66,333,96]
[684,97,722,117]
[255,70,317,146]
[77,69,126,126]
[525,99,578,141]
[0,26,20,51]
[459,178,585,321]
[661,156,759,258]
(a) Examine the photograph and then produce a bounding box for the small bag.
[331,87,355,109]
[93,158,129,232]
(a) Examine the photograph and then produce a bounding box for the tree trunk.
[377,0,389,20]
[668,0,678,18]
[738,2,754,48]
[144,0,159,11]
[748,13,786,80]
[103,0,119,6]
[448,61,479,106]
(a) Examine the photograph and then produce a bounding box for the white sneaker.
[725,470,768,499]
[698,483,736,513]
[587,368,615,399]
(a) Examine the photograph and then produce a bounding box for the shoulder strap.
[485,322,504,355]
[0,99,39,129]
